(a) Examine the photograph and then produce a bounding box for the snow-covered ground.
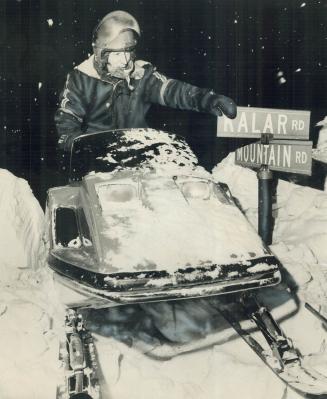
[0,139,327,399]
[0,170,62,399]
[313,117,327,166]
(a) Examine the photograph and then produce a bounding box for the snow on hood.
[91,171,268,273]
[93,128,206,176]
[70,128,211,183]
[78,130,269,273]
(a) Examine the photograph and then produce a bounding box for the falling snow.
[47,19,53,27]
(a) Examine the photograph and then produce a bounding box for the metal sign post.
[257,134,273,245]
[217,106,312,246]
[257,166,273,245]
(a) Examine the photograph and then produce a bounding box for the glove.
[208,94,237,119]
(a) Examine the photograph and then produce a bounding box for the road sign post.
[257,166,273,245]
[217,106,312,245]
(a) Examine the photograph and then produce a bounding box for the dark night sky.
[0,0,326,203]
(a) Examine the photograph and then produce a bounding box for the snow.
[313,117,327,165]
[100,175,268,273]
[93,334,297,399]
[0,142,327,399]
[0,170,44,282]
[0,170,64,399]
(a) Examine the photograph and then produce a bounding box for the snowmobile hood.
[48,170,279,278]
[80,171,272,274]
[47,129,281,304]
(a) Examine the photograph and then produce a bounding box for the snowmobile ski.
[216,293,327,398]
[56,309,100,399]
[305,303,327,329]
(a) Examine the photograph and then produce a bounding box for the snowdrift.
[313,116,327,167]
[212,153,327,275]
[0,169,44,283]
[0,170,61,399]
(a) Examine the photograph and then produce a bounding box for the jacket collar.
[75,55,120,85]
[76,55,102,79]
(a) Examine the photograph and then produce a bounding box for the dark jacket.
[55,56,219,147]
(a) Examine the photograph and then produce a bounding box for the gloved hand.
[208,94,237,119]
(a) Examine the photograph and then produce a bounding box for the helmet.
[92,11,140,56]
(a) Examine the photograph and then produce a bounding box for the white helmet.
[92,11,141,63]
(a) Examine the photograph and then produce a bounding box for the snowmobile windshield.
[69,128,199,181]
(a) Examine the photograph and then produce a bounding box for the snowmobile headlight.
[98,184,137,203]
[181,181,211,200]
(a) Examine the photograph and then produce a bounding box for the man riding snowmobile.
[54,10,237,151]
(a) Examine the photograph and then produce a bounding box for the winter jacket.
[55,55,229,148]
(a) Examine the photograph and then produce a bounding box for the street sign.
[235,140,312,175]
[217,106,310,140]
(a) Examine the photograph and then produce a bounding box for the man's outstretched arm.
[143,67,237,119]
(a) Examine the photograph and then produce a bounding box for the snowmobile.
[45,128,327,398]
